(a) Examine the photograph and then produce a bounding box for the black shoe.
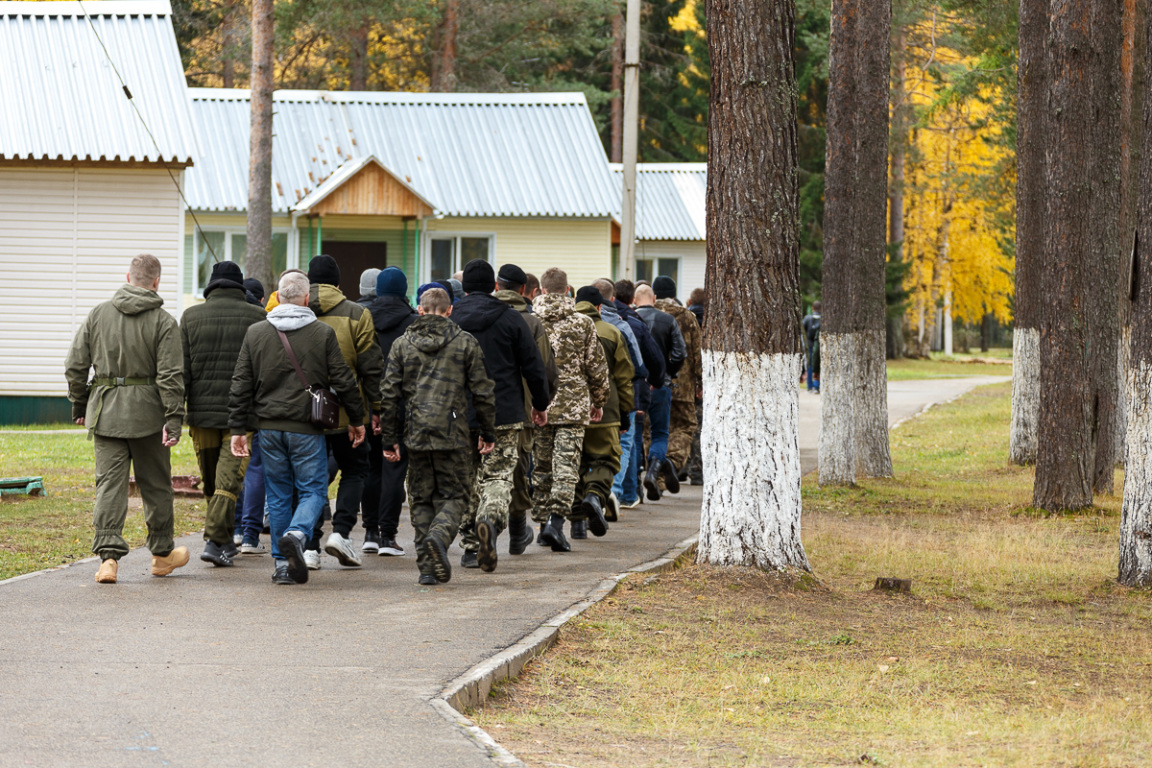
[477,520,498,573]
[643,467,662,501]
[271,564,294,585]
[418,574,438,586]
[278,532,309,584]
[581,494,608,537]
[570,519,588,539]
[460,550,479,568]
[424,536,452,583]
[539,514,571,552]
[223,541,240,559]
[200,541,234,568]
[508,517,533,556]
[537,524,549,546]
[661,458,681,494]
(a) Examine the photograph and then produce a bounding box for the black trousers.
[361,433,407,539]
[308,431,370,548]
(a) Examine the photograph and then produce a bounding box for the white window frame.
[635,254,682,287]
[421,231,497,284]
[191,226,297,297]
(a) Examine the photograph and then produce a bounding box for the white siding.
[634,240,707,303]
[0,168,182,396]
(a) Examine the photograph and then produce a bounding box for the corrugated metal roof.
[613,163,707,241]
[185,89,620,218]
[0,1,198,165]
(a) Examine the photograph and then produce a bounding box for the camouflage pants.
[571,426,622,519]
[531,424,585,523]
[459,425,521,551]
[511,427,535,523]
[191,426,251,545]
[668,398,698,472]
[686,398,704,484]
[406,449,468,577]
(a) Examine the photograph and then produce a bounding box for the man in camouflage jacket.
[531,269,610,553]
[653,276,703,484]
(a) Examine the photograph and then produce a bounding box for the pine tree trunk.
[818,0,892,485]
[432,0,458,92]
[1035,0,1122,511]
[349,25,369,91]
[221,8,235,89]
[699,0,810,572]
[610,12,624,163]
[887,25,907,362]
[245,0,274,293]
[1120,4,1152,585]
[1009,0,1048,466]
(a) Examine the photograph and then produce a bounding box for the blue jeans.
[259,429,329,561]
[806,343,818,391]
[235,432,265,544]
[612,414,638,502]
[647,386,672,465]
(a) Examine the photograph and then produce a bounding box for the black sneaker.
[222,541,240,559]
[278,532,309,584]
[378,537,406,557]
[581,493,608,537]
[539,514,571,553]
[661,458,681,494]
[424,536,452,583]
[271,564,294,585]
[418,574,437,586]
[643,467,662,501]
[460,550,479,568]
[570,519,588,539]
[200,541,234,568]
[361,530,381,554]
[476,520,498,573]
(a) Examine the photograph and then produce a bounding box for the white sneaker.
[241,540,267,555]
[608,492,621,520]
[233,532,243,547]
[323,532,363,567]
[304,549,321,570]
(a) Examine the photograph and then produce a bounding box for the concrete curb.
[430,533,701,767]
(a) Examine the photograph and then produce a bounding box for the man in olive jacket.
[65,254,189,584]
[228,272,366,585]
[181,260,266,567]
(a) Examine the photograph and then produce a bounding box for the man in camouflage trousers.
[532,268,610,552]
[379,288,496,585]
[653,276,702,485]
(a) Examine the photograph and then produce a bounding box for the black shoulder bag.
[276,330,342,430]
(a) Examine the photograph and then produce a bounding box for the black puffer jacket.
[450,292,550,428]
[367,294,417,360]
[181,284,267,429]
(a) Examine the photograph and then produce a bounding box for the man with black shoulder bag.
[227,272,366,585]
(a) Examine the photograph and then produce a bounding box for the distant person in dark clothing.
[688,287,706,329]
[244,278,266,307]
[802,301,821,393]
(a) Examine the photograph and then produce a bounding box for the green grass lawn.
[886,351,1012,380]
[475,383,1152,768]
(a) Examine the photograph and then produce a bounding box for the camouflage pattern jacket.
[656,298,703,402]
[532,293,610,426]
[379,314,496,451]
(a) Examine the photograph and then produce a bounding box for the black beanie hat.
[461,259,495,294]
[210,260,244,285]
[653,275,677,300]
[497,263,527,286]
[575,285,603,307]
[243,278,265,300]
[307,254,341,287]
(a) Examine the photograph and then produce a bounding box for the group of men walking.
[65,252,704,587]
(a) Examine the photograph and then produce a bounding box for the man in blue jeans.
[227,272,366,585]
[633,284,686,502]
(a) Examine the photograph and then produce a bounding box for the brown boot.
[95,559,117,584]
[151,546,190,577]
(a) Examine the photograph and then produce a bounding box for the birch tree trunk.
[818,0,892,485]
[699,0,809,572]
[245,0,274,292]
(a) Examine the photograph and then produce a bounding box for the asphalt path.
[0,375,1008,767]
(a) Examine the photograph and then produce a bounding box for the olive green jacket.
[576,301,634,428]
[65,284,184,439]
[310,283,382,429]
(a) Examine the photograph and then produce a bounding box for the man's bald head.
[634,284,656,307]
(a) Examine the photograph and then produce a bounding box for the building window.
[635,257,679,288]
[427,234,494,281]
[193,229,288,296]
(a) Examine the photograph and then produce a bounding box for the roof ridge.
[0,0,173,17]
[187,88,589,106]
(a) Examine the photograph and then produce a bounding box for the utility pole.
[620,0,640,280]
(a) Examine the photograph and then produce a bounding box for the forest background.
[172,0,1019,356]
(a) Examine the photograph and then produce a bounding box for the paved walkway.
[0,376,1008,767]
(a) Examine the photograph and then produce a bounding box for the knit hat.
[376,267,408,298]
[575,285,603,307]
[307,254,341,287]
[209,260,244,285]
[446,278,465,301]
[359,268,381,298]
[243,278,265,300]
[418,281,457,303]
[653,275,677,300]
[461,259,495,293]
[497,263,527,287]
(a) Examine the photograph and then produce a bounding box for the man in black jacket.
[450,259,551,573]
[228,272,366,585]
[181,261,267,567]
[362,267,416,557]
[633,283,686,502]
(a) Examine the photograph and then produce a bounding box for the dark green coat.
[181,286,266,430]
[576,301,635,428]
[379,314,496,451]
[65,285,185,439]
[310,284,382,428]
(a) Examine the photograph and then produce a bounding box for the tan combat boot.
[95,559,117,584]
[151,546,190,576]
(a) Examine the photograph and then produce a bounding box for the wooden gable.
[310,162,435,218]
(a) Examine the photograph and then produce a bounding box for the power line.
[77,0,220,264]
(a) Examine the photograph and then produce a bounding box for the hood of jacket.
[203,278,246,299]
[599,302,622,321]
[494,289,528,312]
[310,283,348,315]
[575,301,600,321]
[407,314,460,354]
[111,284,164,316]
[267,303,317,331]
[451,292,508,333]
[533,292,574,322]
[368,294,416,332]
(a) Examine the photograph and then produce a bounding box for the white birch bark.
[818,330,892,485]
[698,350,809,571]
[1116,324,1131,465]
[1119,360,1152,586]
[1009,327,1040,464]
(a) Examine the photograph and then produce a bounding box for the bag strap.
[276,330,312,391]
